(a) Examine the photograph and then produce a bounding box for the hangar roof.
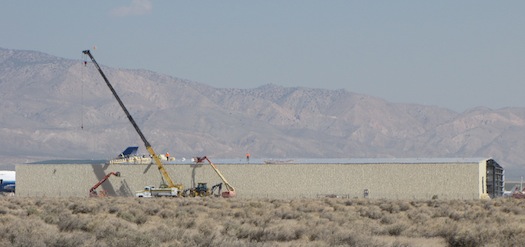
[27,157,494,165]
[218,157,492,164]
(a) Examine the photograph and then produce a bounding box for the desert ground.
[0,196,524,247]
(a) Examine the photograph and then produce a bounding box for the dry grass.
[0,197,524,247]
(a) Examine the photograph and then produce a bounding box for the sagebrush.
[0,196,524,247]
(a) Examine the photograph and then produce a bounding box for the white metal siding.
[16,161,485,199]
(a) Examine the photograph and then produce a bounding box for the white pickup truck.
[135,186,179,197]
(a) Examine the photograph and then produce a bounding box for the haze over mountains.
[1,48,524,178]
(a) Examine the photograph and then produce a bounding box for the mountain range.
[1,47,524,178]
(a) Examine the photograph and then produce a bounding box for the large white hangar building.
[15,158,504,200]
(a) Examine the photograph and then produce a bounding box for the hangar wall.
[16,160,487,199]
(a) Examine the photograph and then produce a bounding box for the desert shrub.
[58,213,92,232]
[387,223,408,236]
[134,213,148,225]
[116,210,134,222]
[427,199,443,208]
[41,212,60,224]
[500,205,513,214]
[380,214,396,225]
[158,208,176,218]
[447,209,463,221]
[93,216,159,246]
[444,230,485,247]
[436,223,491,247]
[326,229,383,247]
[197,217,220,236]
[482,200,494,210]
[228,199,245,209]
[0,215,17,242]
[359,205,383,220]
[52,232,95,247]
[274,206,302,220]
[379,202,401,214]
[319,210,336,221]
[220,219,241,237]
[331,203,347,212]
[182,230,219,247]
[209,237,261,247]
[5,197,23,209]
[7,197,525,246]
[409,201,424,208]
[401,215,444,238]
[397,201,411,211]
[330,232,360,246]
[295,200,324,213]
[206,198,229,209]
[104,231,159,247]
[391,240,414,247]
[235,223,265,242]
[431,204,448,218]
[191,204,210,214]
[232,208,247,218]
[142,224,184,243]
[263,223,306,242]
[498,225,525,246]
[501,205,524,215]
[34,198,47,207]
[248,201,264,208]
[116,208,148,225]
[108,205,119,214]
[463,206,487,221]
[68,200,98,214]
[93,217,133,240]
[25,206,39,216]
[487,210,508,225]
[247,214,273,228]
[176,216,197,229]
[355,198,372,206]
[3,217,59,247]
[142,204,161,216]
[407,207,432,224]
[305,221,337,242]
[269,198,284,208]
[43,200,89,225]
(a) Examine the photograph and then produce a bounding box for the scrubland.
[0,196,524,247]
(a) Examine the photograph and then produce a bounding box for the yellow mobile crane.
[82,50,183,197]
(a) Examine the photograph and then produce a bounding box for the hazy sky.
[2,1,525,112]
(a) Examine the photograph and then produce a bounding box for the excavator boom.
[89,171,120,197]
[83,50,180,190]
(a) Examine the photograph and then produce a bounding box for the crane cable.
[80,53,87,130]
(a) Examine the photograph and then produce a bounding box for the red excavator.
[89,172,121,197]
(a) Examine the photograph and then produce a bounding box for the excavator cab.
[182,183,210,197]
[195,183,209,196]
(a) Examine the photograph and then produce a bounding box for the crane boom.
[82,50,180,190]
